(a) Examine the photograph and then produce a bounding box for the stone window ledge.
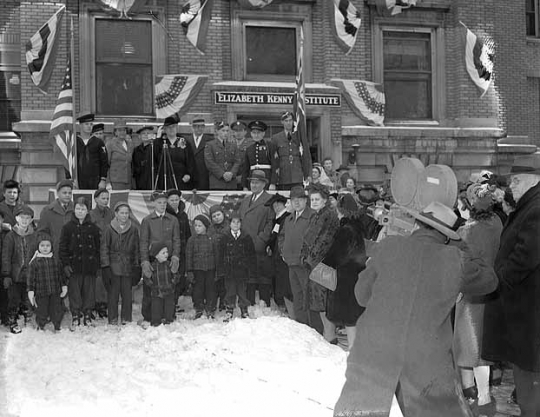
[342,125,505,139]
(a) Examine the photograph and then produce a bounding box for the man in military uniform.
[204,121,241,190]
[230,121,254,190]
[242,121,277,190]
[132,126,155,190]
[185,118,211,190]
[76,113,108,190]
[271,111,311,190]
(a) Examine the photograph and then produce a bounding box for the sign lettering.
[214,92,341,107]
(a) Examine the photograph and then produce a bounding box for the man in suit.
[242,121,277,190]
[272,111,311,190]
[230,121,254,190]
[76,113,109,190]
[204,121,241,190]
[238,170,274,307]
[185,118,211,190]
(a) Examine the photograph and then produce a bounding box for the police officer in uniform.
[242,121,277,190]
[230,121,254,190]
[76,113,109,190]
[271,111,311,190]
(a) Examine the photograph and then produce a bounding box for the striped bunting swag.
[155,74,208,119]
[180,0,214,54]
[329,0,361,55]
[25,6,65,93]
[236,0,274,8]
[331,79,385,126]
[461,22,494,97]
[49,56,75,177]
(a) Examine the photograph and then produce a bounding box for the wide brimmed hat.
[247,169,268,182]
[290,185,307,199]
[163,115,179,127]
[265,193,288,207]
[505,154,540,176]
[402,201,461,240]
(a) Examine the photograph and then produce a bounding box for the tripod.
[153,142,179,191]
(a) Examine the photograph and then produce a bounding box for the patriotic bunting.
[180,0,214,55]
[331,79,385,126]
[461,22,494,98]
[155,74,208,119]
[49,56,76,177]
[329,0,361,55]
[98,0,147,18]
[376,0,418,15]
[25,6,65,93]
[236,0,274,8]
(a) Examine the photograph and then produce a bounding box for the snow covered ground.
[4,297,348,417]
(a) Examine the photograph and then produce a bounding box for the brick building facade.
[0,0,538,213]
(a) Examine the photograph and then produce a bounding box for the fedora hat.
[290,185,307,199]
[402,201,461,240]
[247,169,268,183]
[505,154,540,176]
[264,193,288,207]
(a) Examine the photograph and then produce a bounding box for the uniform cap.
[91,123,104,134]
[281,111,293,120]
[230,121,247,130]
[136,125,154,134]
[77,113,95,123]
[248,120,267,132]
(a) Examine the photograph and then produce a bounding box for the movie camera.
[366,157,458,239]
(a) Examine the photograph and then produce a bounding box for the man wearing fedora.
[334,201,498,417]
[185,117,212,190]
[484,155,540,417]
[75,113,109,190]
[238,170,274,307]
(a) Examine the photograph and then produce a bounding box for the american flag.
[180,0,214,55]
[461,22,494,98]
[293,27,312,180]
[155,74,208,119]
[49,56,76,177]
[329,0,361,55]
[331,79,385,126]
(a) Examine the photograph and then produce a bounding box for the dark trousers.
[246,283,272,307]
[225,270,250,312]
[288,265,309,325]
[35,294,63,329]
[7,282,29,319]
[69,274,96,317]
[142,283,152,322]
[192,270,217,314]
[273,256,292,306]
[216,278,226,310]
[0,284,8,324]
[151,293,175,326]
[513,364,540,416]
[108,274,133,324]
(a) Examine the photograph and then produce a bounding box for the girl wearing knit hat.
[185,215,219,319]
[207,205,230,312]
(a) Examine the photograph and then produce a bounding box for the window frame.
[0,33,21,132]
[526,0,539,38]
[79,4,166,118]
[231,7,312,82]
[372,22,445,124]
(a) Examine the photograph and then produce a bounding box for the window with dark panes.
[526,0,538,37]
[95,19,153,116]
[245,26,297,79]
[383,31,432,120]
[0,70,21,132]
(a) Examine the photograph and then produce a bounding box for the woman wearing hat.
[106,121,134,190]
[334,201,498,417]
[132,126,156,190]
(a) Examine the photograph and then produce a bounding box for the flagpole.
[70,14,78,186]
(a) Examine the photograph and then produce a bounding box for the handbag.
[309,262,337,291]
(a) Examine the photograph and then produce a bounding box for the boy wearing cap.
[59,197,102,327]
[132,126,155,190]
[271,112,312,190]
[242,121,277,190]
[230,121,254,190]
[75,113,109,190]
[204,121,241,190]
[218,212,255,320]
[1,205,38,333]
[139,191,181,324]
[27,234,67,331]
[334,201,498,417]
[186,118,211,190]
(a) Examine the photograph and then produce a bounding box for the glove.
[3,277,12,289]
[102,267,113,290]
[60,286,68,298]
[28,291,36,307]
[170,256,180,274]
[142,261,153,279]
[64,265,73,278]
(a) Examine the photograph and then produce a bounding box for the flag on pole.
[25,6,65,93]
[49,56,76,177]
[155,74,208,119]
[461,22,494,98]
[293,27,312,180]
[236,0,274,8]
[376,0,418,15]
[331,79,385,126]
[329,0,361,55]
[98,0,146,18]
[180,0,214,55]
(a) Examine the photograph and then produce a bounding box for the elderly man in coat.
[334,201,498,417]
[485,155,540,417]
[238,170,274,307]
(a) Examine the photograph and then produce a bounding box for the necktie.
[287,132,292,141]
[235,232,239,240]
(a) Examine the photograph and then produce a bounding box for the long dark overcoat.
[186,134,212,190]
[483,182,540,371]
[334,229,498,417]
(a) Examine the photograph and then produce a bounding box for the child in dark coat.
[208,204,229,311]
[186,214,219,319]
[0,211,9,327]
[59,197,101,327]
[144,241,178,326]
[27,234,67,331]
[219,212,255,320]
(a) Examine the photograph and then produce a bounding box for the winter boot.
[223,308,234,322]
[194,310,203,319]
[83,313,93,326]
[97,303,108,319]
[240,308,249,319]
[10,323,22,334]
[72,314,81,327]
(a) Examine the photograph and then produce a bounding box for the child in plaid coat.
[27,234,67,331]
